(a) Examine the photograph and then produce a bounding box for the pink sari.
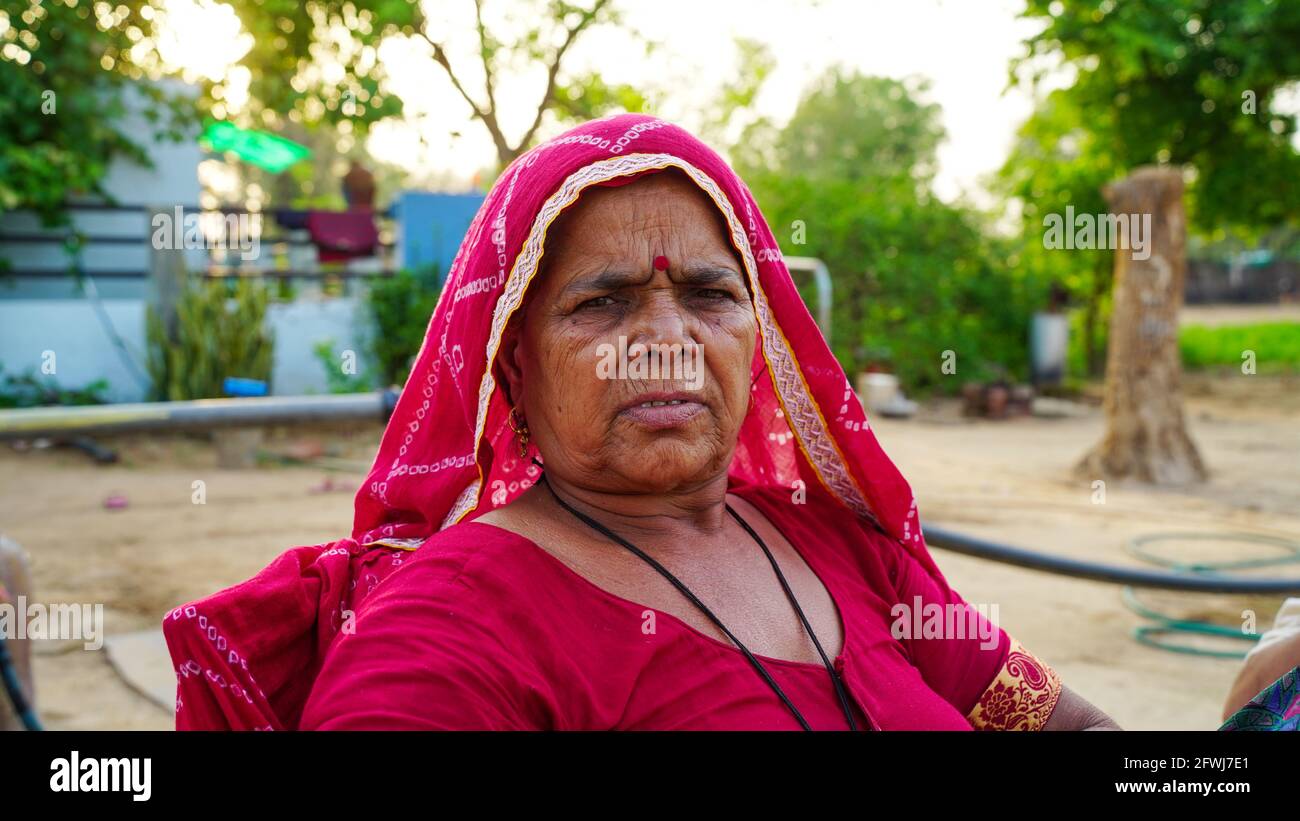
[164,113,1061,730]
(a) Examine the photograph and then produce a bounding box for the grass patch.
[1179,321,1300,372]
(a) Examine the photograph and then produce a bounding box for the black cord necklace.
[536,467,861,731]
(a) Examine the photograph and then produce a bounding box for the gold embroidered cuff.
[966,638,1062,731]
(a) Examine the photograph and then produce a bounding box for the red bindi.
[653,255,669,272]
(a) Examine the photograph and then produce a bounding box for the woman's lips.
[618,398,706,429]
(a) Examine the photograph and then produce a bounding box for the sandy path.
[1181,303,1300,327]
[1,427,374,730]
[2,374,1297,730]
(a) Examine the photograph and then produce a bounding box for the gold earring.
[508,406,530,459]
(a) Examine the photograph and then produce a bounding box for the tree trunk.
[1083,296,1098,377]
[1077,167,1206,484]
[1085,254,1111,377]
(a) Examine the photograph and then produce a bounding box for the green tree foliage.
[206,0,410,130]
[0,0,193,223]
[214,0,647,173]
[737,70,1037,391]
[996,95,1115,376]
[0,0,401,224]
[1,0,641,222]
[1001,0,1300,376]
[408,0,643,167]
[737,70,944,188]
[693,38,776,149]
[1014,0,1300,234]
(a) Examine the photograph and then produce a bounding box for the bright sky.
[159,0,1048,202]
[629,0,1046,203]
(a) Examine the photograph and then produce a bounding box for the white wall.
[0,80,206,279]
[0,80,202,402]
[267,295,370,396]
[0,294,371,402]
[0,80,378,402]
[0,299,150,402]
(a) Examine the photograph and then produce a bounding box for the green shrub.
[745,171,1040,394]
[312,338,372,394]
[1066,318,1300,378]
[1180,322,1300,372]
[146,279,275,400]
[0,364,109,408]
[365,264,441,387]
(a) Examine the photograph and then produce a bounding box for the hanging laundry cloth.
[307,210,379,263]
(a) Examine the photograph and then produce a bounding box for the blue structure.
[395,192,485,281]
[222,377,269,397]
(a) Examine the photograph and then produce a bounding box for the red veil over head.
[164,113,938,730]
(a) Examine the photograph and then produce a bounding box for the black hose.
[923,526,1300,594]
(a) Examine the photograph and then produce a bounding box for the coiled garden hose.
[923,526,1300,659]
[1123,532,1300,658]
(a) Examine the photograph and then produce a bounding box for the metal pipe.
[0,233,395,248]
[783,256,832,339]
[924,525,1300,594]
[4,268,399,279]
[0,390,400,440]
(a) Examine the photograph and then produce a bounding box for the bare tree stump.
[1077,167,1207,484]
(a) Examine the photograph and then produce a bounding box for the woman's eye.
[577,295,617,310]
[695,288,733,301]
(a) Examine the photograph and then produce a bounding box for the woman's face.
[500,170,758,494]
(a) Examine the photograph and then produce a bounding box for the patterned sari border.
[966,637,1063,731]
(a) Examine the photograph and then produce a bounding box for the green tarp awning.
[200,122,311,173]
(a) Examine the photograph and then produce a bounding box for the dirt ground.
[2,371,1298,731]
[1181,302,1300,327]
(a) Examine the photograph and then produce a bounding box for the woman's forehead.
[564,170,718,229]
[540,170,742,278]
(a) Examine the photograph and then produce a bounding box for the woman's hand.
[1223,631,1300,721]
[1044,685,1121,730]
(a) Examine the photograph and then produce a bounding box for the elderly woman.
[165,114,1117,731]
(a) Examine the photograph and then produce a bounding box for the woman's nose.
[628,292,694,345]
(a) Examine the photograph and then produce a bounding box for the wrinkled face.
[498,170,759,494]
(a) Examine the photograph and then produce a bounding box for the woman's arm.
[1222,599,1300,720]
[1044,685,1121,730]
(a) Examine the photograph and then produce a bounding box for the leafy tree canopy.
[1010,0,1300,236]
[0,0,641,223]
[736,69,1035,390]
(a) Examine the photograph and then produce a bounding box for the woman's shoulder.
[321,520,567,679]
[367,519,544,602]
[302,521,567,730]
[352,517,598,645]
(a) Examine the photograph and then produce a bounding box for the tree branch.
[413,3,512,162]
[474,0,498,116]
[514,0,611,154]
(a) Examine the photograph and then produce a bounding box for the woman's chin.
[604,444,725,492]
